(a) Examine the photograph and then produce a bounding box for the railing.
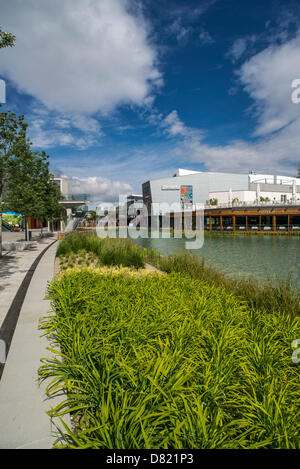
[205,200,300,210]
[204,224,300,231]
[62,195,89,201]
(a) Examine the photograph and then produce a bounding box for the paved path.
[0,232,56,327]
[0,240,70,449]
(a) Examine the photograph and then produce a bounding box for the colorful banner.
[180,185,193,209]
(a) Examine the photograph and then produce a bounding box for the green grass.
[148,250,300,319]
[57,232,147,269]
[39,269,300,449]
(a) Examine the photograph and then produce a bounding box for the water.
[132,233,300,286]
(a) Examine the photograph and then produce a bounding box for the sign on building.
[180,185,193,209]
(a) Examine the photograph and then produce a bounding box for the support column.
[233,215,236,232]
[246,215,248,231]
[209,215,212,232]
[288,215,290,232]
[259,215,262,231]
[220,215,223,232]
[272,215,277,232]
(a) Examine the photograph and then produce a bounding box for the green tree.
[0,27,16,254]
[87,210,98,225]
[0,108,28,254]
[5,148,65,237]
[0,28,15,49]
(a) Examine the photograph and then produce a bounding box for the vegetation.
[0,28,15,49]
[148,250,300,319]
[57,231,147,269]
[0,29,62,249]
[206,198,218,206]
[5,147,64,235]
[0,108,64,246]
[39,234,300,448]
[2,213,22,229]
[39,268,300,449]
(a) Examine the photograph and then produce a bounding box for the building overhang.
[59,200,89,209]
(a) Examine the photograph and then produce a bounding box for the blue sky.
[1,0,300,203]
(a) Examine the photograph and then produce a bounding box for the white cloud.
[238,34,300,135]
[167,19,191,44]
[227,38,248,62]
[0,0,162,113]
[162,110,190,137]
[68,176,132,202]
[158,33,300,177]
[199,31,214,45]
[28,106,103,149]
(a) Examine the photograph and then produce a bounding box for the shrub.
[57,232,146,269]
[39,270,300,449]
[148,251,300,319]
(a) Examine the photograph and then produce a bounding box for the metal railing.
[204,224,300,231]
[205,200,300,210]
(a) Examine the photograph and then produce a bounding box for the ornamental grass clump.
[39,269,300,449]
[57,232,146,269]
[149,250,300,318]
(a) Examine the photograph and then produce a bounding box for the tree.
[0,28,15,49]
[232,197,240,205]
[206,198,218,206]
[0,108,28,255]
[0,27,16,255]
[4,148,65,237]
[87,210,98,226]
[259,196,271,203]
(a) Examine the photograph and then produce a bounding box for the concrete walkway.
[0,240,70,449]
[0,232,56,327]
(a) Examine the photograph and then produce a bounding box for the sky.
[1,0,300,205]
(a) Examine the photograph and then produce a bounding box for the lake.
[132,233,300,286]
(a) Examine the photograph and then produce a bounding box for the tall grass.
[148,251,300,319]
[39,270,300,449]
[57,232,147,269]
[57,233,299,317]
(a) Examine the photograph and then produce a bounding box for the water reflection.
[132,232,300,286]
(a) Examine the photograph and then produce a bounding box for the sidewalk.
[0,232,56,327]
[0,240,70,449]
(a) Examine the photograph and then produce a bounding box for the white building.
[210,173,300,207]
[52,177,89,231]
[142,169,300,213]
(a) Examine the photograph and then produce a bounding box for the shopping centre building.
[142,169,300,232]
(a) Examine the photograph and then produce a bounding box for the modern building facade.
[142,169,300,213]
[27,177,88,233]
[142,169,300,232]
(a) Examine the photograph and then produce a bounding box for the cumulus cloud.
[68,176,132,202]
[157,20,300,176]
[27,106,103,149]
[157,32,300,176]
[0,0,162,114]
[162,110,204,140]
[238,34,300,135]
[162,110,190,137]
